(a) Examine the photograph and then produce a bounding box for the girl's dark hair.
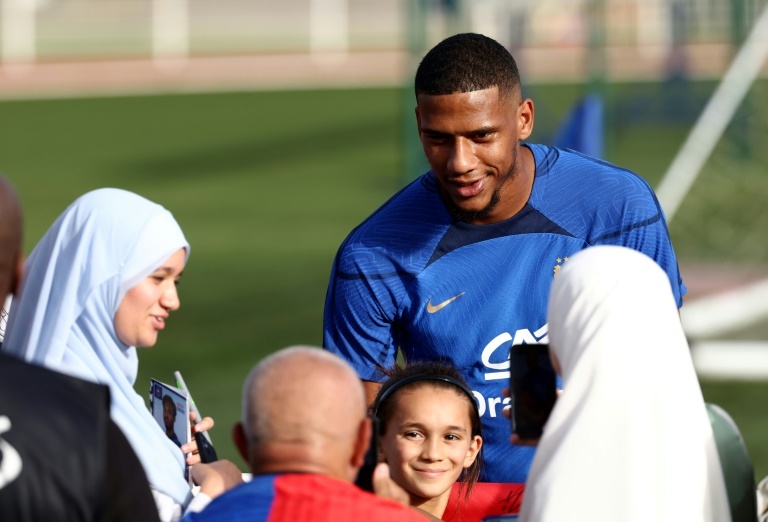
[372,360,483,498]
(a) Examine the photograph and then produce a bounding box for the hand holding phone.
[175,371,218,463]
[192,422,218,464]
[509,344,558,441]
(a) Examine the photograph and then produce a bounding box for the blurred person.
[182,346,431,522]
[706,404,757,522]
[0,177,21,336]
[518,245,729,522]
[372,361,483,519]
[0,176,161,521]
[163,395,183,448]
[2,188,242,521]
[0,354,165,522]
[758,475,768,521]
[324,32,686,484]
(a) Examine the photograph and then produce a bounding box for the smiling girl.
[373,361,484,520]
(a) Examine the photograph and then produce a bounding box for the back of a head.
[520,245,731,522]
[415,33,521,100]
[547,245,684,381]
[241,346,367,477]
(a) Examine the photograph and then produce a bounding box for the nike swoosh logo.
[426,293,465,314]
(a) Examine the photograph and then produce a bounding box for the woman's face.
[114,248,186,348]
[379,385,482,513]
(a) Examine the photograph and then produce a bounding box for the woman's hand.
[181,412,215,465]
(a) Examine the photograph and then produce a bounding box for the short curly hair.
[415,33,521,100]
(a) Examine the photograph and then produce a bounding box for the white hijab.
[519,245,730,522]
[3,188,192,506]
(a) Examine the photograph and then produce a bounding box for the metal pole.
[1,0,36,73]
[655,3,768,222]
[309,0,349,64]
[152,0,189,72]
[402,0,430,184]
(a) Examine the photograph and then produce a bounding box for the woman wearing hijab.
[2,188,239,521]
[519,245,731,522]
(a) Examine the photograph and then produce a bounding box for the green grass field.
[2,84,766,480]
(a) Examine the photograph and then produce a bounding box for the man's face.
[416,86,533,224]
[163,400,176,431]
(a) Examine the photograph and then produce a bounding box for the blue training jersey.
[323,144,685,484]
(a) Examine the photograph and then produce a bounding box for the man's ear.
[352,416,372,469]
[232,422,249,463]
[517,98,535,141]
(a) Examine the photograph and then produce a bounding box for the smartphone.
[174,371,218,463]
[194,428,218,463]
[509,344,558,440]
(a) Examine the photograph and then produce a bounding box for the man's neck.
[490,143,535,223]
[248,443,349,482]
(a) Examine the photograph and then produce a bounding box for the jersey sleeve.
[528,146,687,308]
[323,252,403,382]
[593,194,686,308]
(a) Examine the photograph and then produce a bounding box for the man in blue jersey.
[323,33,685,484]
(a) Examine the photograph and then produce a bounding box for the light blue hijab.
[3,188,192,506]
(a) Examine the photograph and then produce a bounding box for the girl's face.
[114,248,185,348]
[379,385,482,514]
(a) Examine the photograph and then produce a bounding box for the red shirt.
[183,473,428,522]
[442,482,524,521]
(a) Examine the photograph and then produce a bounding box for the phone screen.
[509,344,558,440]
